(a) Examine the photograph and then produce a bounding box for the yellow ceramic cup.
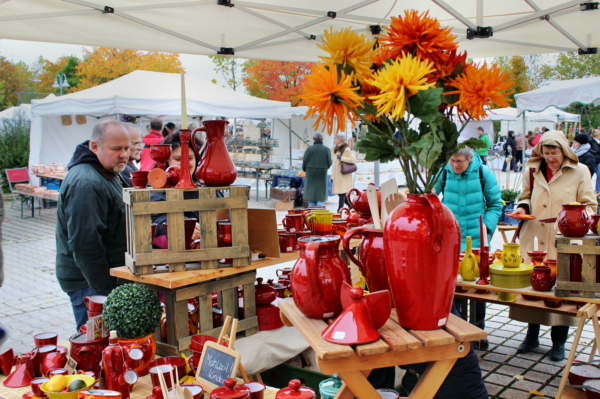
[304,209,330,225]
[501,243,522,268]
[306,212,334,235]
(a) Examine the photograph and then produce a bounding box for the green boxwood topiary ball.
[103,284,162,339]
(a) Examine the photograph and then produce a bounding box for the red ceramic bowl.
[584,379,600,398]
[569,364,600,389]
[148,357,186,389]
[521,294,542,301]
[189,335,220,353]
[168,384,203,399]
[543,298,564,308]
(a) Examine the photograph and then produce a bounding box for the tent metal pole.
[522,112,526,191]
[289,118,292,169]
[374,161,380,188]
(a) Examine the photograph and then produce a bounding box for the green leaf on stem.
[355,132,398,163]
[407,87,443,124]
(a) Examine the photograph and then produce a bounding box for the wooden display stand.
[555,234,600,299]
[279,300,487,399]
[123,186,251,275]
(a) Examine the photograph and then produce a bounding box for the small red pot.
[590,214,600,234]
[558,203,590,237]
[210,378,250,399]
[531,266,553,291]
[282,214,304,233]
[279,233,297,253]
[30,378,49,397]
[569,364,600,389]
[255,278,277,306]
[34,332,58,347]
[347,186,380,217]
[130,171,150,188]
[148,357,186,389]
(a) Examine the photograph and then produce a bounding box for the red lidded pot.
[276,380,315,399]
[210,378,250,399]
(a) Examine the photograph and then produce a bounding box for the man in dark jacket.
[302,133,332,206]
[56,120,131,330]
[572,133,596,177]
[121,123,143,187]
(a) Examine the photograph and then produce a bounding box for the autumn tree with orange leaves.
[74,47,184,91]
[242,60,314,106]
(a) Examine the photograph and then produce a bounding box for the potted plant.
[301,10,512,330]
[103,284,161,376]
[501,188,522,225]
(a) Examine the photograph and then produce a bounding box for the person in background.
[572,133,596,177]
[591,130,600,191]
[140,117,165,171]
[162,122,176,138]
[433,147,502,349]
[121,123,143,187]
[475,127,491,165]
[302,133,332,206]
[527,131,535,148]
[502,131,517,172]
[515,132,528,171]
[56,120,131,331]
[532,127,549,146]
[187,123,196,131]
[331,134,356,212]
[510,130,597,361]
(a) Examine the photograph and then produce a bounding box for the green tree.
[0,110,30,193]
[492,55,543,105]
[0,57,21,110]
[0,81,5,106]
[540,52,600,81]
[209,56,247,91]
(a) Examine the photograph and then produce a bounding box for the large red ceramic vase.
[290,236,351,319]
[191,120,237,187]
[558,203,590,237]
[384,193,460,330]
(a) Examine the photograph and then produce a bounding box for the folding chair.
[5,167,38,218]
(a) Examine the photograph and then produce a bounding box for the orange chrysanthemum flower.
[371,45,395,69]
[302,63,364,135]
[360,79,380,105]
[429,50,468,82]
[380,10,458,68]
[445,62,513,121]
[318,27,375,81]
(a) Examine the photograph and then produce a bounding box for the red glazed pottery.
[383,193,460,330]
[569,364,600,389]
[88,311,102,318]
[585,380,600,398]
[210,378,250,399]
[345,210,360,226]
[188,336,227,370]
[148,357,186,390]
[544,259,557,283]
[242,381,266,399]
[104,333,139,399]
[343,226,390,293]
[163,218,197,250]
[543,297,564,308]
[80,390,123,399]
[149,144,172,171]
[165,165,181,187]
[35,345,57,376]
[278,233,297,253]
[591,214,600,234]
[347,186,381,217]
[275,380,315,399]
[33,332,58,348]
[290,236,351,319]
[41,351,67,377]
[571,249,583,294]
[283,214,304,233]
[148,168,168,189]
[376,389,400,399]
[295,229,312,249]
[558,203,590,237]
[30,377,49,397]
[47,368,68,377]
[322,284,391,345]
[531,266,554,291]
[256,304,284,331]
[276,267,292,283]
[130,171,150,188]
[69,334,108,380]
[476,250,491,294]
[254,278,277,306]
[191,121,237,187]
[527,251,548,266]
[168,385,204,399]
[117,334,156,377]
[332,219,348,238]
[173,129,197,189]
[3,362,32,388]
[0,348,14,376]
[288,208,308,229]
[218,222,233,264]
[84,295,107,313]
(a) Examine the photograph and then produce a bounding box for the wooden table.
[497,225,519,243]
[278,300,487,399]
[14,190,57,219]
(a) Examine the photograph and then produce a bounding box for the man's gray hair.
[313,132,324,141]
[91,120,125,147]
[122,122,140,133]
[454,147,474,159]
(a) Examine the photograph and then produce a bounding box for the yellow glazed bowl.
[41,375,95,399]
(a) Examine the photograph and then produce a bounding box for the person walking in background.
[162,122,176,138]
[331,134,356,212]
[475,127,491,165]
[515,132,529,172]
[302,133,332,206]
[572,133,596,177]
[591,130,600,191]
[527,131,535,148]
[121,123,143,187]
[502,131,518,172]
[532,127,543,146]
[140,117,165,171]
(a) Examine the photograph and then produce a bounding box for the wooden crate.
[555,234,600,298]
[123,185,251,275]
[149,270,258,356]
[270,187,298,201]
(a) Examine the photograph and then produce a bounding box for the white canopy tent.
[28,70,292,182]
[516,76,600,114]
[0,103,31,121]
[1,1,599,61]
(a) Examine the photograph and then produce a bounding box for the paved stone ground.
[0,170,598,398]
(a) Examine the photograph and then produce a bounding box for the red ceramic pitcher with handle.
[343,226,390,294]
[191,120,237,187]
[347,185,381,217]
[290,236,351,319]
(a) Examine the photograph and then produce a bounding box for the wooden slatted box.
[124,185,251,275]
[555,234,600,298]
[149,270,258,356]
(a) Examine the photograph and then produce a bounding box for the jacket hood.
[444,152,482,174]
[528,130,578,169]
[67,140,102,170]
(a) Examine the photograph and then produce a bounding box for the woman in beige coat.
[331,134,357,211]
[510,130,597,361]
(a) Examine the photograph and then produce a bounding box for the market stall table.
[278,300,487,399]
[13,189,57,219]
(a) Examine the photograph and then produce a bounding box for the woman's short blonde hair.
[593,129,600,138]
[334,134,347,144]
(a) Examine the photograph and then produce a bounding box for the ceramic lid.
[211,378,250,399]
[298,236,340,245]
[319,375,342,396]
[489,263,533,276]
[276,380,315,399]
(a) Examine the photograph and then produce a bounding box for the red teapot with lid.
[290,236,351,319]
[255,277,277,306]
[210,378,250,399]
[276,380,315,399]
[347,185,381,217]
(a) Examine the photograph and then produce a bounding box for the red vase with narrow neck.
[191,120,237,187]
[383,193,460,330]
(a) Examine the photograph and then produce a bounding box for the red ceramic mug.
[84,295,107,313]
[242,381,266,399]
[31,378,49,397]
[34,332,58,348]
[278,233,297,253]
[282,214,304,233]
[47,368,68,377]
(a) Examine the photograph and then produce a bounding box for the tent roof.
[515,76,600,114]
[487,106,580,122]
[30,70,292,118]
[1,1,599,61]
[0,103,31,120]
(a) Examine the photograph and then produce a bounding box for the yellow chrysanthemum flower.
[368,53,436,119]
[318,27,375,81]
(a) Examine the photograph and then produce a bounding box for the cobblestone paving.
[0,179,597,398]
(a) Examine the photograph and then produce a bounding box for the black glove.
[337,154,342,159]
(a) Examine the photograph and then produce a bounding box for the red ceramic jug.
[103,333,139,399]
[343,226,390,294]
[531,266,553,291]
[384,193,460,330]
[290,236,351,319]
[69,333,109,379]
[347,186,381,217]
[558,203,590,237]
[191,120,237,187]
[217,222,233,264]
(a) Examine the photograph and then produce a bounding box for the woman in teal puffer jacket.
[433,147,502,350]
